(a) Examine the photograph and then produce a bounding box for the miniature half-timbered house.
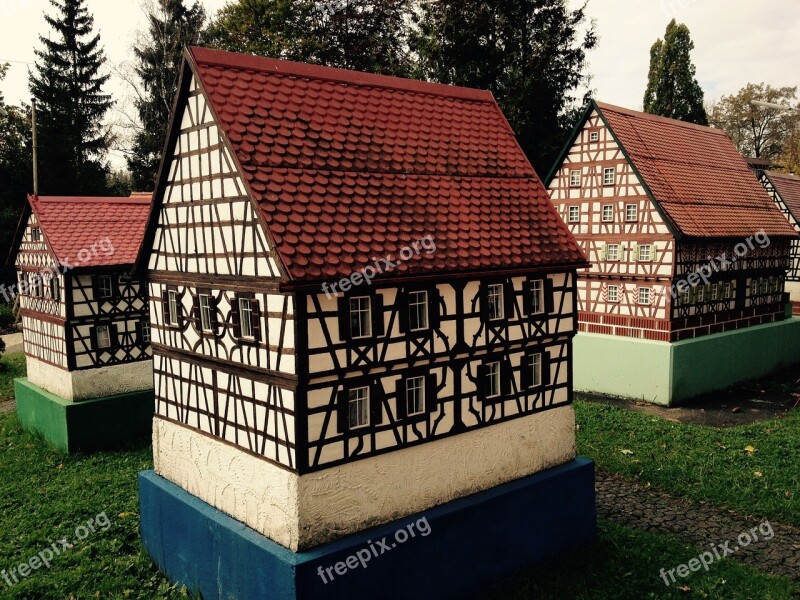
[12,194,152,401]
[138,47,592,558]
[546,101,800,404]
[759,170,800,312]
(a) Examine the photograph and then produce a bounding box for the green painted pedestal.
[14,378,154,452]
[574,318,800,406]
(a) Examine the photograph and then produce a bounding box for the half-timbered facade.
[139,47,589,551]
[759,170,800,312]
[12,194,153,400]
[547,101,797,342]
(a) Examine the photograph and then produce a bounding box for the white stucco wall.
[153,406,576,551]
[26,356,154,401]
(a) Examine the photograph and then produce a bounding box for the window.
[530,279,545,315]
[96,325,111,349]
[199,294,213,331]
[348,386,370,429]
[485,362,501,399]
[349,296,372,338]
[638,244,652,262]
[568,206,580,222]
[607,285,620,303]
[697,285,705,303]
[602,205,614,222]
[487,284,504,320]
[239,297,254,338]
[167,289,180,326]
[724,281,732,299]
[32,275,42,297]
[606,244,620,261]
[140,320,151,344]
[680,289,691,305]
[408,290,429,332]
[760,278,769,294]
[98,275,113,299]
[625,204,638,222]
[589,131,600,142]
[770,277,780,293]
[406,376,426,416]
[31,227,41,242]
[711,284,719,301]
[50,276,60,300]
[638,288,651,305]
[603,167,616,186]
[529,353,543,388]
[569,170,582,187]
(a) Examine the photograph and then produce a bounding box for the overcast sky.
[0,0,798,168]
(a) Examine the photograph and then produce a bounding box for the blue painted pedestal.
[139,458,596,599]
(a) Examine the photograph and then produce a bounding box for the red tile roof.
[765,171,800,225]
[29,194,151,268]
[186,46,587,282]
[595,102,797,239]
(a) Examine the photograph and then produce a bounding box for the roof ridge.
[189,46,495,104]
[766,170,800,181]
[595,101,726,135]
[33,195,151,205]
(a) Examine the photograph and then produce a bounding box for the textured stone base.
[139,458,597,600]
[574,318,800,405]
[15,378,153,452]
[26,356,154,401]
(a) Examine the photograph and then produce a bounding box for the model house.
[759,170,800,312]
[137,47,596,599]
[546,101,800,404]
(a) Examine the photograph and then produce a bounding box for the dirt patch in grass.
[580,364,800,428]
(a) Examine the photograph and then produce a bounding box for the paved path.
[596,472,800,580]
[1,332,23,355]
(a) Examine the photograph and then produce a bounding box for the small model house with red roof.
[136,47,596,600]
[546,101,800,405]
[759,170,800,312]
[11,194,154,451]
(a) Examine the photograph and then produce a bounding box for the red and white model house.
[137,46,595,585]
[12,194,152,401]
[759,170,800,311]
[546,101,799,403]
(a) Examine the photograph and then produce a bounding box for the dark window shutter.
[231,294,241,338]
[545,278,555,313]
[337,296,349,341]
[135,320,142,344]
[336,390,348,433]
[476,364,487,400]
[479,283,489,322]
[372,293,385,336]
[370,382,384,424]
[428,288,441,330]
[176,290,184,328]
[396,378,407,419]
[425,373,437,413]
[162,292,170,325]
[522,280,532,315]
[521,354,531,389]
[110,324,119,349]
[192,295,201,330]
[543,352,552,385]
[397,290,408,333]
[93,276,101,301]
[504,281,515,320]
[501,360,512,396]
[89,326,98,351]
[209,296,219,334]
[111,276,120,297]
[251,298,262,342]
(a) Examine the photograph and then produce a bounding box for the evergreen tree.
[643,19,707,125]
[29,0,113,195]
[128,0,206,191]
[206,0,412,75]
[410,0,597,174]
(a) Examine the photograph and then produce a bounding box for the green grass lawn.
[576,399,800,528]
[0,352,26,402]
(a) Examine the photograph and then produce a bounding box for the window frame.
[485,361,502,399]
[568,206,581,223]
[569,170,582,188]
[199,294,213,332]
[625,204,639,222]
[239,297,255,339]
[530,353,543,388]
[486,283,505,321]
[638,287,651,305]
[167,289,180,327]
[407,290,429,332]
[606,243,620,262]
[638,244,652,262]
[31,227,41,242]
[607,284,620,303]
[349,295,372,339]
[96,325,112,350]
[405,375,426,417]
[589,131,600,142]
[603,167,616,186]
[348,386,370,430]
[601,204,614,222]
[140,320,151,344]
[49,276,60,301]
[530,279,545,316]
[98,275,114,299]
